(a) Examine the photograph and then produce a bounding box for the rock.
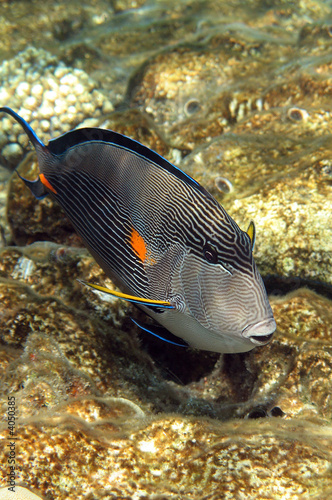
[0,413,331,499]
[0,241,332,498]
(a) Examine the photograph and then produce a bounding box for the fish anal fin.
[131,318,188,347]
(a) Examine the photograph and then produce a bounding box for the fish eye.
[203,242,218,264]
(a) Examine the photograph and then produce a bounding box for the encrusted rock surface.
[0,0,331,499]
[1,416,332,500]
[0,245,331,498]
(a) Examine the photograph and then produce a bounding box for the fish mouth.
[242,318,276,344]
[250,333,274,343]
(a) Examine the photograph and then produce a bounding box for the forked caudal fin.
[0,106,52,199]
[16,173,50,200]
[0,106,45,151]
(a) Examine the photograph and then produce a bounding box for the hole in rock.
[133,314,220,385]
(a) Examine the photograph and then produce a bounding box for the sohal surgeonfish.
[0,106,276,353]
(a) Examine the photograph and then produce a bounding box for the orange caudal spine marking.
[130,228,147,262]
[39,174,57,194]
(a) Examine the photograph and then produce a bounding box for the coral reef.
[0,47,112,168]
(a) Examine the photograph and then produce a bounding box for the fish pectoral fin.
[131,318,188,347]
[78,280,175,309]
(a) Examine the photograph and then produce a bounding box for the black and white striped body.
[42,133,275,352]
[0,107,276,353]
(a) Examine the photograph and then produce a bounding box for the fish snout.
[242,318,276,345]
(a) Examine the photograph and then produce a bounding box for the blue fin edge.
[131,318,188,347]
[17,173,48,200]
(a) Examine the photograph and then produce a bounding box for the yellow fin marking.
[246,220,256,250]
[78,280,174,308]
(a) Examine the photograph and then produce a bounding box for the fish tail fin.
[0,107,45,155]
[0,107,51,199]
[17,172,49,200]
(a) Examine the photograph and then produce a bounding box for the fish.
[0,106,276,353]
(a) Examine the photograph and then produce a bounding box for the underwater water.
[0,0,332,499]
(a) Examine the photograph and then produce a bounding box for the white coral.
[0,46,113,168]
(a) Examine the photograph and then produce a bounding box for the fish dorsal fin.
[0,107,212,200]
[78,280,175,308]
[246,220,256,251]
[47,126,212,197]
